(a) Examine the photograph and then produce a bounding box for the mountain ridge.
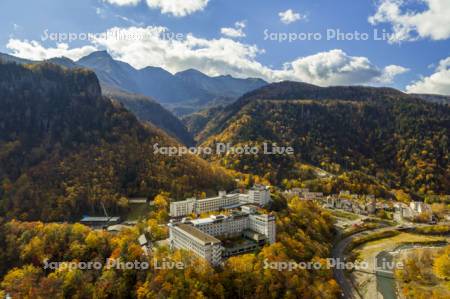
[102,86,195,146]
[0,61,234,221]
[74,50,267,114]
[192,81,416,141]
[194,81,450,196]
[0,52,196,145]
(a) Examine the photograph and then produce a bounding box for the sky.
[0,0,449,94]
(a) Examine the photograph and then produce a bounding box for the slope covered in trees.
[1,52,197,146]
[0,198,339,299]
[182,105,225,141]
[196,82,450,195]
[103,87,195,146]
[0,62,234,221]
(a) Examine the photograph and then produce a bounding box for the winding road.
[331,226,399,299]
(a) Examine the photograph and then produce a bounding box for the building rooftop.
[242,229,266,241]
[80,216,120,222]
[190,212,249,226]
[138,234,148,246]
[128,198,147,204]
[190,217,215,225]
[251,185,269,191]
[177,223,221,245]
[222,203,243,209]
[107,224,129,232]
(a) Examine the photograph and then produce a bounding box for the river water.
[375,242,447,299]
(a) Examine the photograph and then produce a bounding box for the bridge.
[353,268,395,279]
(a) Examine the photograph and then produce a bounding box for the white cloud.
[5,27,407,87]
[235,21,246,29]
[6,39,97,61]
[406,57,450,95]
[278,9,304,24]
[91,26,269,78]
[103,0,141,6]
[378,65,410,84]
[146,0,209,17]
[369,0,450,42]
[95,7,106,17]
[220,20,246,38]
[272,49,407,85]
[115,14,144,26]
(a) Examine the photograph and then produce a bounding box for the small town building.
[80,216,121,228]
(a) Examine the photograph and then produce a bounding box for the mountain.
[0,53,34,64]
[133,65,212,108]
[175,68,267,100]
[77,50,140,92]
[103,86,195,146]
[0,52,196,145]
[411,93,450,105]
[75,51,267,114]
[0,61,234,221]
[46,56,79,69]
[182,105,225,140]
[191,82,410,140]
[195,81,450,196]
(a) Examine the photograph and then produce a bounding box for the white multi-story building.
[195,192,241,214]
[169,223,222,265]
[170,198,197,217]
[170,186,271,217]
[248,213,276,244]
[168,206,276,264]
[190,214,249,238]
[410,201,431,214]
[246,185,271,206]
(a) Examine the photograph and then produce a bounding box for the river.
[375,242,447,299]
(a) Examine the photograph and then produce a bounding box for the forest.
[0,197,340,299]
[0,62,234,221]
[0,60,448,299]
[192,82,450,197]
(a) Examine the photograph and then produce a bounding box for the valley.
[0,53,448,299]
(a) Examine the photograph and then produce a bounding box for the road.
[331,226,397,299]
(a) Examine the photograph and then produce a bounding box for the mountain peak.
[175,68,208,78]
[140,65,172,75]
[77,50,113,63]
[2,50,268,114]
[46,56,77,68]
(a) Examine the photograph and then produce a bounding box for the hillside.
[0,62,234,221]
[197,82,450,195]
[103,87,195,146]
[412,93,450,105]
[1,52,196,146]
[194,81,409,140]
[182,105,225,140]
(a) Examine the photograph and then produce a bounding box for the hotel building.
[170,185,271,217]
[168,205,276,265]
[168,223,223,265]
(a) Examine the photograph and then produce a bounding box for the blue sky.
[1,0,449,94]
